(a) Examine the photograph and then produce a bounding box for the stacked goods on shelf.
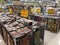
[19,18,44,45]
[34,16,42,22]
[0,21,32,45]
[0,15,16,38]
[47,19,57,32]
[29,13,45,22]
[46,16,60,33]
[7,27,32,45]
[29,13,46,32]
[17,27,32,45]
[19,18,35,26]
[0,15,44,45]
[45,6,60,32]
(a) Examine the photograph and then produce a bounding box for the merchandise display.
[46,15,60,33]
[0,14,45,45]
[29,12,60,33]
[0,0,60,45]
[29,13,42,22]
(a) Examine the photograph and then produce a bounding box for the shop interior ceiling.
[0,0,60,6]
[0,0,42,6]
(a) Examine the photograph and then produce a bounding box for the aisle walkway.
[44,30,57,45]
[45,31,60,45]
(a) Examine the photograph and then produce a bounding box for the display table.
[29,13,60,33]
[0,14,45,45]
[46,15,60,33]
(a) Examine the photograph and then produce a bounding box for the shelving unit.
[0,0,60,45]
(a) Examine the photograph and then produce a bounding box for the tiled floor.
[45,31,60,45]
[0,30,60,45]
[44,30,57,45]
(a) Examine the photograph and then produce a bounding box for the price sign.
[31,8,34,12]
[48,9,55,14]
[21,9,29,18]
[9,8,13,14]
[36,8,41,13]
